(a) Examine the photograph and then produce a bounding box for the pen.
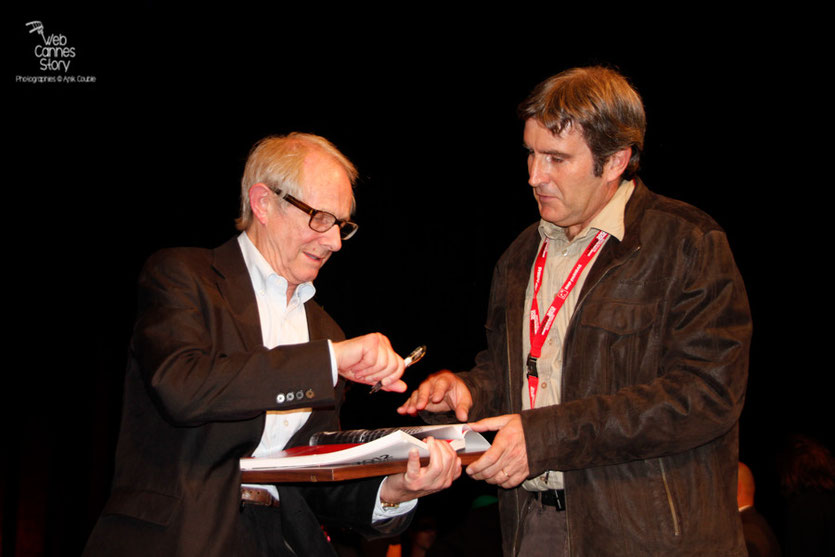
[369,345,427,394]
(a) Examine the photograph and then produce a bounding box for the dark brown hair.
[519,66,646,180]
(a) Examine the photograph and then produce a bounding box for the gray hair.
[235,132,358,231]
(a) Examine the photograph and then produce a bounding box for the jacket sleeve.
[454,223,540,422]
[131,248,338,426]
[286,479,413,542]
[458,259,513,421]
[521,227,751,474]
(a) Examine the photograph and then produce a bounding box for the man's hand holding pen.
[371,345,426,394]
[332,334,407,392]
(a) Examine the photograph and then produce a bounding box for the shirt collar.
[237,232,316,304]
[539,179,635,244]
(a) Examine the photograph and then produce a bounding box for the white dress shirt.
[237,232,413,519]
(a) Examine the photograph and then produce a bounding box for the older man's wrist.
[373,477,416,521]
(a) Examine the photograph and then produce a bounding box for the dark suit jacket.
[84,238,405,556]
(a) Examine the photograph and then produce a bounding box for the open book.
[240,424,490,471]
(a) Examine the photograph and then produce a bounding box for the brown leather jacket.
[458,181,751,556]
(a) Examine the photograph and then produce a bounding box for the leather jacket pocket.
[578,299,657,335]
[576,299,659,389]
[657,458,682,537]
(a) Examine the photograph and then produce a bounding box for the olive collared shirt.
[521,180,634,492]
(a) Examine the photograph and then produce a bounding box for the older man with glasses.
[84,133,461,557]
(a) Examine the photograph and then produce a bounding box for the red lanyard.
[527,230,609,408]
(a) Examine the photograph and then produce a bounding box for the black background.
[6,7,830,555]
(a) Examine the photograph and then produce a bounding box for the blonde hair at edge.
[235,133,358,231]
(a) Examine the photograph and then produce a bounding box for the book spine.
[309,428,401,445]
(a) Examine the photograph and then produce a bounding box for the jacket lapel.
[211,237,264,353]
[505,181,651,413]
[578,179,649,301]
[505,224,541,414]
[305,304,326,341]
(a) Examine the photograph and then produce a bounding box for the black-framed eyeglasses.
[274,188,358,240]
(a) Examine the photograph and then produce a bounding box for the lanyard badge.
[526,231,609,408]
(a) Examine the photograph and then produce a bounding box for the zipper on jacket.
[510,241,641,555]
[565,499,572,555]
[658,459,681,537]
[505,325,523,555]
